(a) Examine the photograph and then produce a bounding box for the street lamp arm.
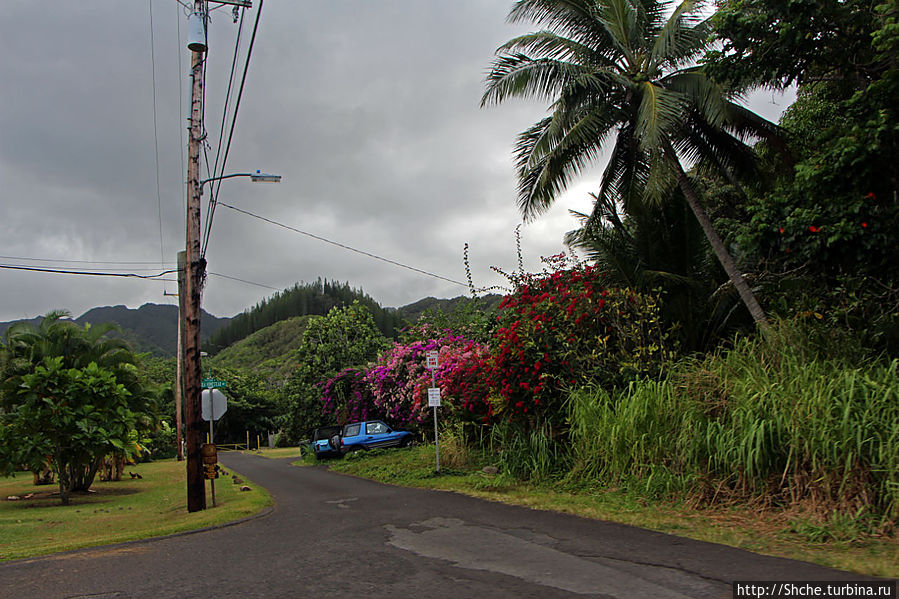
[199,170,281,186]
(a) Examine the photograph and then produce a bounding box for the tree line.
[204,279,406,354]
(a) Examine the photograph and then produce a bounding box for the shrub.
[490,254,671,427]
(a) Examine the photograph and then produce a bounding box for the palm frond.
[663,68,727,127]
[515,105,620,219]
[596,0,642,67]
[635,81,684,150]
[498,31,600,64]
[482,55,589,106]
[649,0,710,71]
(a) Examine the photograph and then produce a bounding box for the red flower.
[808,226,820,233]
[866,192,876,199]
[779,227,785,234]
[862,222,868,228]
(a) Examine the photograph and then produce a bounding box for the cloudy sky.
[0,1,793,322]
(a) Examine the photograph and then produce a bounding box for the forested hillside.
[203,279,406,354]
[209,316,312,383]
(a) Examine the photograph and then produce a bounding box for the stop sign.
[201,388,228,421]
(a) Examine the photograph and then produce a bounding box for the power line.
[0,255,175,265]
[202,0,264,259]
[217,201,469,288]
[202,5,245,257]
[208,271,279,290]
[1,263,174,272]
[149,0,168,294]
[0,264,178,280]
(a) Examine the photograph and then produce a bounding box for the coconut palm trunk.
[670,154,769,328]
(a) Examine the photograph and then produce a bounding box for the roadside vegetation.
[0,459,271,561]
[2,0,897,571]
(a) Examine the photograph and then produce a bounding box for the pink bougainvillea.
[320,334,492,433]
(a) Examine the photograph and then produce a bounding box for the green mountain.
[209,316,312,384]
[394,294,504,324]
[0,304,230,357]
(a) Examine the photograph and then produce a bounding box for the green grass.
[246,447,303,459]
[0,459,272,561]
[326,444,898,578]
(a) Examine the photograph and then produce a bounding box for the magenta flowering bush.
[319,333,492,433]
[319,368,377,424]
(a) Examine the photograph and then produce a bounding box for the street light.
[199,170,282,186]
[179,167,280,512]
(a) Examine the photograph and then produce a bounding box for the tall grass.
[565,321,899,524]
[489,420,568,482]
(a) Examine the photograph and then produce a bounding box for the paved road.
[0,453,873,598]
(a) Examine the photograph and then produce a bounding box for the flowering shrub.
[490,254,670,425]
[319,368,378,424]
[319,333,491,434]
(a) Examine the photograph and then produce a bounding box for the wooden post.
[176,251,185,461]
[183,0,207,512]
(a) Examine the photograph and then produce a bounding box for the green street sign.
[202,378,227,389]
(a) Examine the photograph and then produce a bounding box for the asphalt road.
[0,453,875,598]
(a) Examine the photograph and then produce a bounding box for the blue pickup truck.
[338,420,414,453]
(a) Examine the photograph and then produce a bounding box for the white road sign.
[426,350,439,370]
[428,387,441,407]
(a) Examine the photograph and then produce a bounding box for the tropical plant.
[0,358,135,505]
[481,0,781,327]
[567,186,742,351]
[489,253,670,427]
[0,312,158,490]
[281,302,389,442]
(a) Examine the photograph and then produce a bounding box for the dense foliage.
[1,359,135,505]
[566,322,898,525]
[0,313,159,504]
[320,332,492,433]
[205,279,405,353]
[488,255,670,427]
[281,302,389,442]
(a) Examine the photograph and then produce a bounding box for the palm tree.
[566,188,746,350]
[482,0,780,327]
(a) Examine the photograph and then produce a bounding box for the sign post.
[425,350,440,473]
[201,380,227,507]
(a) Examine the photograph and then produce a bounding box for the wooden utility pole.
[175,251,186,461]
[183,0,207,512]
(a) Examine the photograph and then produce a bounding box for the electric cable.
[202,6,246,257]
[177,0,186,217]
[0,255,175,265]
[208,271,279,290]
[201,0,264,259]
[217,201,469,288]
[0,264,178,280]
[149,0,169,295]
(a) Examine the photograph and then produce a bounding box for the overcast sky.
[0,1,794,322]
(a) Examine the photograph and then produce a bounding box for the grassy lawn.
[317,444,898,579]
[243,446,303,459]
[0,459,272,561]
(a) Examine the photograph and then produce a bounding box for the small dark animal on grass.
[129,472,143,479]
[232,476,243,484]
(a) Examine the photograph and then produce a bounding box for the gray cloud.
[0,1,791,322]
